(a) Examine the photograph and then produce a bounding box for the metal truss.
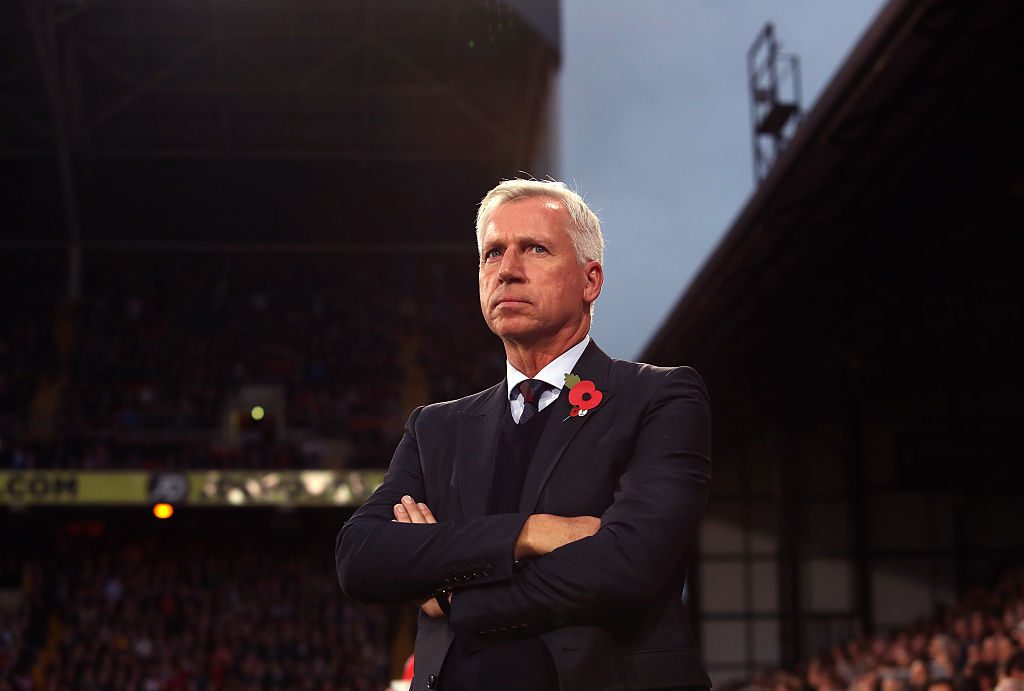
[2,0,554,163]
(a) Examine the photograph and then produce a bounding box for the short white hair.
[475,179,604,266]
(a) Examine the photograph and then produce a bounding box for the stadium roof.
[1,0,560,245]
[637,3,1023,668]
[642,0,1024,372]
[640,0,1024,502]
[2,0,558,163]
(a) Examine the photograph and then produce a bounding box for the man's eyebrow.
[482,235,552,252]
[515,236,550,247]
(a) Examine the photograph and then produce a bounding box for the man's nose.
[497,250,525,282]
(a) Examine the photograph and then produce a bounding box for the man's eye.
[530,245,548,254]
[485,248,502,260]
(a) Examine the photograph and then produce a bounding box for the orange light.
[153,503,174,519]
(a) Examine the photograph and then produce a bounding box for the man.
[336,179,712,691]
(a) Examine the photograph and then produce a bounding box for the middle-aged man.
[336,179,712,691]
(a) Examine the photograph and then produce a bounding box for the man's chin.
[488,319,541,343]
[487,309,524,324]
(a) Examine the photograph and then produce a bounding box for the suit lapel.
[456,382,507,518]
[518,340,617,513]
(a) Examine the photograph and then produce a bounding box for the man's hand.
[392,497,599,609]
[419,591,451,619]
[392,495,446,617]
[515,514,600,559]
[394,495,599,560]
[393,494,437,524]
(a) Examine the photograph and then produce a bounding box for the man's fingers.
[420,598,446,619]
[417,502,437,524]
[517,514,603,557]
[578,515,601,537]
[400,495,428,523]
[402,495,426,523]
[394,495,437,524]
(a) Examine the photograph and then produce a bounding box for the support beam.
[0,147,497,161]
[76,39,212,140]
[21,0,83,300]
[846,390,874,638]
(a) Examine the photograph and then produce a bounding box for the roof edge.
[640,0,919,363]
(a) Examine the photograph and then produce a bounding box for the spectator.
[4,532,393,690]
[733,567,1024,691]
[2,252,502,471]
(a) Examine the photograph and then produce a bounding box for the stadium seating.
[2,528,392,689]
[736,568,1024,691]
[1,252,503,471]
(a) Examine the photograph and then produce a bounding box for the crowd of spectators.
[0,254,63,469]
[1,251,502,471]
[740,568,1024,691]
[2,523,393,690]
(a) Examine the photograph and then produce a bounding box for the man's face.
[478,196,602,345]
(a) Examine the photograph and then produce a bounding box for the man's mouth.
[494,298,530,307]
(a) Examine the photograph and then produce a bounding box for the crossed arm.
[336,366,710,635]
[335,407,607,605]
[391,495,600,618]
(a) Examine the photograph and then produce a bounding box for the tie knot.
[518,379,550,406]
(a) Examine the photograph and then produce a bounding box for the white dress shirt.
[506,334,591,424]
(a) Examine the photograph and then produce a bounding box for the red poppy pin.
[563,373,603,421]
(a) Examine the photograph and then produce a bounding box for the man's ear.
[583,261,603,305]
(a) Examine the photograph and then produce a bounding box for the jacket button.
[427,673,437,688]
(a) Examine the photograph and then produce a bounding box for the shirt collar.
[506,333,591,400]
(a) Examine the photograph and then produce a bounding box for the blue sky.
[556,0,888,359]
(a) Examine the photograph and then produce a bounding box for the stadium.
[2,0,1022,689]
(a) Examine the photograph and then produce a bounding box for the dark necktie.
[517,379,551,425]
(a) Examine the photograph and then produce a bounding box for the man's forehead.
[483,197,569,237]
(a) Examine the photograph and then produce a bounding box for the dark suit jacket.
[336,341,712,691]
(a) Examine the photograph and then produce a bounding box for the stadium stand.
[1,251,503,472]
[642,0,1024,681]
[0,254,64,470]
[2,509,393,690]
[1,1,559,688]
[735,568,1024,691]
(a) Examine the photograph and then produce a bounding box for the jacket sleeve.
[446,366,711,639]
[335,405,530,604]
